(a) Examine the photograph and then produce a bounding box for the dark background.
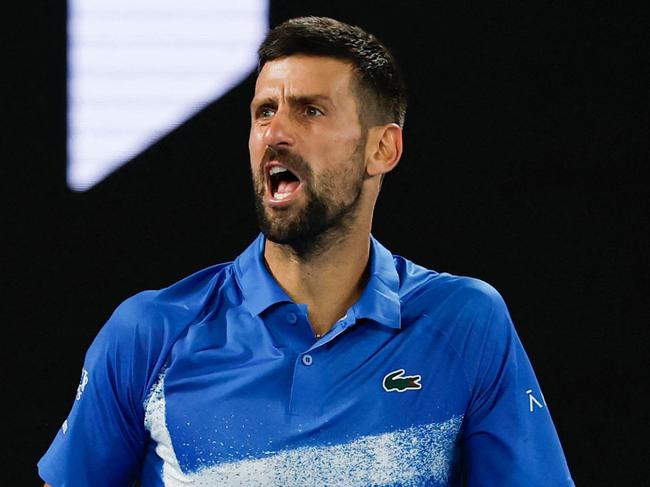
[4,1,647,485]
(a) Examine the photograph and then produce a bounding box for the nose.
[262,106,295,149]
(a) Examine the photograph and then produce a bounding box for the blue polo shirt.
[38,234,574,486]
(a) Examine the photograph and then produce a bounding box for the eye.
[304,105,323,117]
[256,106,275,119]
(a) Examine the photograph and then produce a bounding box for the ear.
[365,123,403,177]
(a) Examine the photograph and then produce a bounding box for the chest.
[144,309,467,485]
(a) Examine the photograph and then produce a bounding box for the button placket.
[289,351,319,415]
[305,308,357,353]
[289,308,356,416]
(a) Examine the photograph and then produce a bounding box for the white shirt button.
[286,313,297,324]
[301,354,313,366]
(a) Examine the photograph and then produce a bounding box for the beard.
[252,141,366,260]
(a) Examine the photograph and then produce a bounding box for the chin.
[260,221,308,245]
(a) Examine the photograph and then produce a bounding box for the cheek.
[310,133,358,168]
[324,133,365,172]
[331,126,363,158]
[248,130,264,166]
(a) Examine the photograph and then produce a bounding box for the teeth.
[269,166,288,176]
[273,192,290,200]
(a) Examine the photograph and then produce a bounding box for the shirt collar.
[352,236,402,329]
[234,233,401,329]
[234,233,293,316]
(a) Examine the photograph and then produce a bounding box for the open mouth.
[267,163,302,203]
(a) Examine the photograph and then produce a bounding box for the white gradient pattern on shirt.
[144,371,463,486]
[144,369,192,484]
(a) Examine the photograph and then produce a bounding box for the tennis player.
[39,16,574,486]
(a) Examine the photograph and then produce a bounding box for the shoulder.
[394,255,515,354]
[87,262,237,389]
[395,255,508,320]
[394,256,518,380]
[99,261,234,341]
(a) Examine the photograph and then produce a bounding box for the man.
[39,16,574,486]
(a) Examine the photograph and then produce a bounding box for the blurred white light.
[67,0,268,191]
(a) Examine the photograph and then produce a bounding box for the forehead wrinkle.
[253,58,354,104]
[286,94,335,108]
[252,93,334,107]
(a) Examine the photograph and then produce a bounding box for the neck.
[263,222,372,337]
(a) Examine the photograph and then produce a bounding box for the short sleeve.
[460,286,574,486]
[37,297,156,486]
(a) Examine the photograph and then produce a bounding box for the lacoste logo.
[383,369,422,392]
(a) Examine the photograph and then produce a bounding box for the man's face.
[248,55,367,252]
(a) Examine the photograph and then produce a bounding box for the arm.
[459,283,574,485]
[37,297,154,486]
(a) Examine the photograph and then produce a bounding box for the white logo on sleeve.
[76,368,89,401]
[61,419,68,434]
[526,389,545,412]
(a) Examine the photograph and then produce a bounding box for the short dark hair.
[257,16,407,128]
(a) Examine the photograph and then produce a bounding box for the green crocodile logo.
[383,369,422,392]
